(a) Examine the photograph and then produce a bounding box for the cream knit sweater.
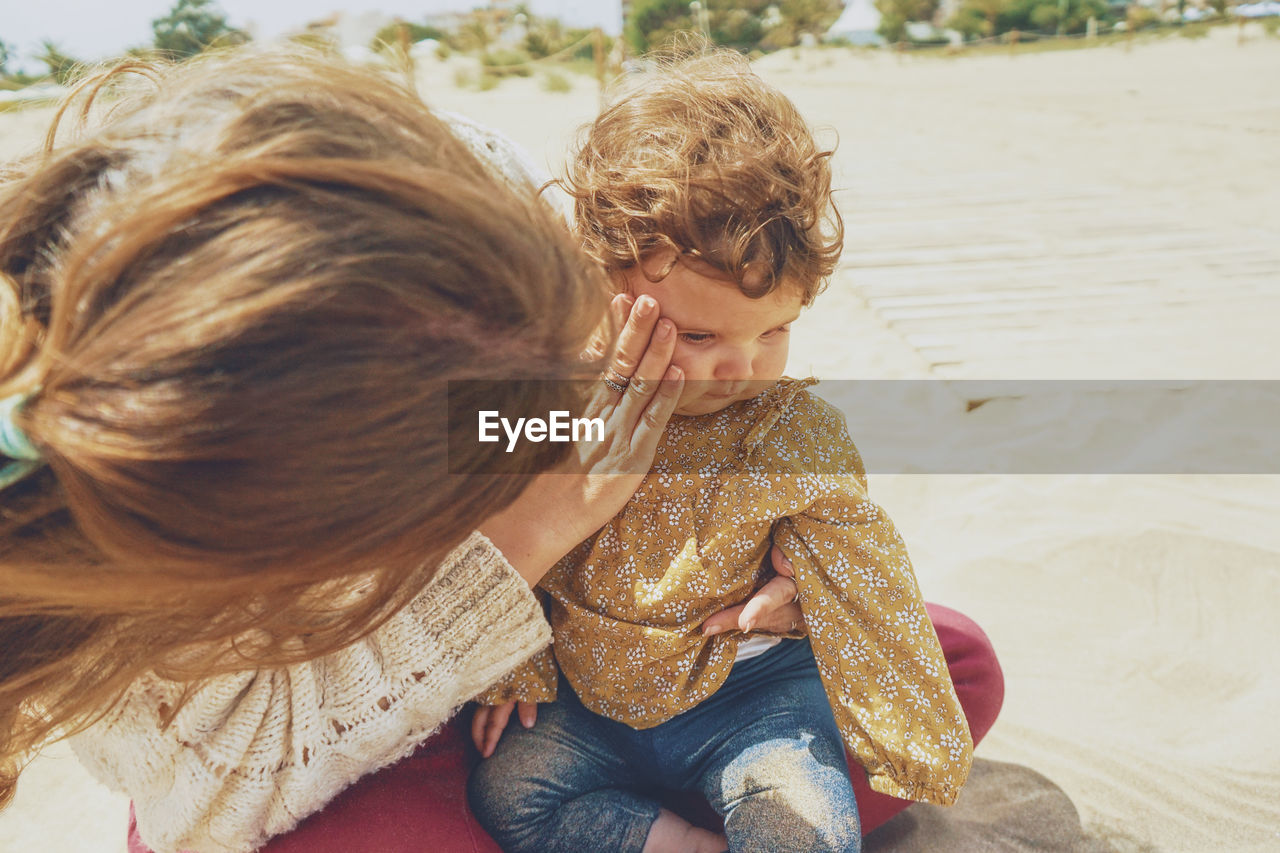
[69,119,557,853]
[71,532,549,853]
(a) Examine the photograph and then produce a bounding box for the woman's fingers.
[701,602,745,637]
[517,700,538,730]
[483,294,681,584]
[582,293,632,364]
[630,365,683,461]
[615,317,676,432]
[607,295,660,382]
[738,573,804,633]
[701,552,803,637]
[583,293,680,469]
[769,544,796,579]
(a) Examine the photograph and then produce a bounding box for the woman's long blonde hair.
[0,49,606,808]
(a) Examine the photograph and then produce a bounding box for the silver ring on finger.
[602,374,629,394]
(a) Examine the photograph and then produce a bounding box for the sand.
[1,30,1278,853]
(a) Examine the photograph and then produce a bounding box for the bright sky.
[3,1,623,68]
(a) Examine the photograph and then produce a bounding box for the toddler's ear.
[608,269,631,296]
[633,247,679,284]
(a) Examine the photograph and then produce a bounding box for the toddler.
[467,51,973,853]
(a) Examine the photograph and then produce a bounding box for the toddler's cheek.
[668,351,703,382]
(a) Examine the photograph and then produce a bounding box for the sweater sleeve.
[69,532,551,853]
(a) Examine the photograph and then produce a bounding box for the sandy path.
[1,32,1278,852]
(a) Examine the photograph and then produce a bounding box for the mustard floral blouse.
[477,378,973,805]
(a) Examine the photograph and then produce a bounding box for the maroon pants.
[129,603,1003,853]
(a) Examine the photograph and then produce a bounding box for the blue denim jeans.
[467,638,861,853]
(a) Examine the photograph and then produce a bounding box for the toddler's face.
[621,254,804,417]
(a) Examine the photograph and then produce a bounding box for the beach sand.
[1,30,1278,852]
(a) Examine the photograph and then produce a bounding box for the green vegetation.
[945,0,1111,39]
[151,0,247,59]
[453,66,500,91]
[540,69,572,92]
[520,9,603,60]
[36,40,82,84]
[372,21,447,51]
[481,48,536,78]
[876,0,941,43]
[1124,5,1162,30]
[625,0,842,53]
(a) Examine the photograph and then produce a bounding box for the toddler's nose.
[713,349,753,381]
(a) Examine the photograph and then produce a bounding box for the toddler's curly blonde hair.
[561,48,843,304]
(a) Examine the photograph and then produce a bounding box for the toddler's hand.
[471,700,538,758]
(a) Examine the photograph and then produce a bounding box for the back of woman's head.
[0,49,605,807]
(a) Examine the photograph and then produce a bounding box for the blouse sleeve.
[768,396,974,806]
[473,587,560,705]
[70,532,551,853]
[473,646,559,706]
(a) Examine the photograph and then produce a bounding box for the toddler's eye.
[679,332,714,345]
[761,325,791,339]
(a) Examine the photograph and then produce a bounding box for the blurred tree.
[515,8,596,59]
[522,14,565,57]
[152,0,248,60]
[627,0,844,53]
[946,0,1010,36]
[877,0,942,41]
[37,40,81,84]
[712,5,769,49]
[455,15,496,52]
[778,0,845,35]
[0,39,9,76]
[948,0,1108,37]
[371,21,447,52]
[1010,0,1109,34]
[626,0,695,53]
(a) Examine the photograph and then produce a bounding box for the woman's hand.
[702,545,805,636]
[480,294,683,586]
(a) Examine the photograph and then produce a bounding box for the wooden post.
[593,27,606,105]
[398,22,416,95]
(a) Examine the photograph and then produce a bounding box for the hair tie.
[0,390,44,491]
